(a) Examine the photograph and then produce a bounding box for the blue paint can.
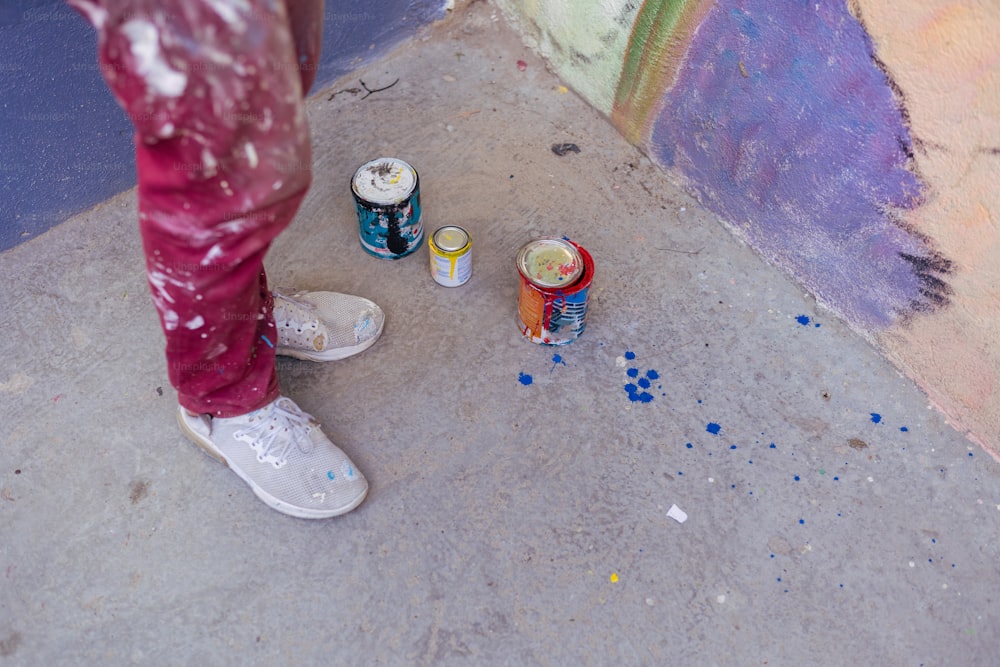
[351,157,423,259]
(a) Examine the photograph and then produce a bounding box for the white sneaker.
[177,396,368,519]
[273,288,385,362]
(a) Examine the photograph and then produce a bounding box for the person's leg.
[71,0,372,518]
[71,0,311,417]
[285,0,325,96]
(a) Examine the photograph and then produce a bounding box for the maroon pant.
[71,0,324,417]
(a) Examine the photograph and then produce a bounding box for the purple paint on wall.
[650,1,950,328]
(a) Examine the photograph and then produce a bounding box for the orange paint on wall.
[857,0,1000,455]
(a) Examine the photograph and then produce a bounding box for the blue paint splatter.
[550,354,567,373]
[871,413,882,424]
[707,422,722,435]
[327,471,335,480]
[686,443,693,449]
[796,315,811,326]
[518,372,533,386]
[625,384,654,403]
[260,334,275,348]
[621,351,661,403]
[900,426,909,432]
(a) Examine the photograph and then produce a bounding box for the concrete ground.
[3,4,999,665]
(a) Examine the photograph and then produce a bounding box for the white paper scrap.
[666,504,688,524]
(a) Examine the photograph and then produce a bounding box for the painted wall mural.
[647,0,950,329]
[496,0,1000,453]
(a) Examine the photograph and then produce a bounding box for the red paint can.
[516,237,594,345]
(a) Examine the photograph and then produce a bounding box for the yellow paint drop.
[558,86,568,94]
[610,572,619,583]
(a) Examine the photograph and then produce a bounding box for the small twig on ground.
[327,87,360,101]
[360,78,400,99]
[655,246,704,255]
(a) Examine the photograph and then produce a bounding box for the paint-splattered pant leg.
[70,0,323,417]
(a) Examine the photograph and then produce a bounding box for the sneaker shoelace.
[234,398,316,468]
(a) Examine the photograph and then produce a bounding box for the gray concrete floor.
[3,4,1000,665]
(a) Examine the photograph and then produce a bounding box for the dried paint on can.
[429,225,472,287]
[351,157,423,259]
[516,237,594,345]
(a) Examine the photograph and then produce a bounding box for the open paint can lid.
[351,157,417,205]
[516,237,584,289]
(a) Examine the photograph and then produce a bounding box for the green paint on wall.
[494,0,641,115]
[612,0,712,143]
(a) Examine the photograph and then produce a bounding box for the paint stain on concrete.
[518,372,533,386]
[674,412,980,597]
[129,479,150,505]
[0,631,21,657]
[622,350,663,403]
[550,353,567,372]
[0,372,34,394]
